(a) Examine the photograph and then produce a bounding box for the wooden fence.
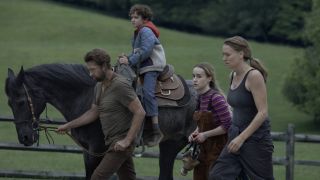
[0,116,320,180]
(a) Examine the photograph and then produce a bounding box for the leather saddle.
[155,65,185,107]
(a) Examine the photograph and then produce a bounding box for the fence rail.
[1,117,320,180]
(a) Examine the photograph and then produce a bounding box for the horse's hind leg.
[158,138,188,180]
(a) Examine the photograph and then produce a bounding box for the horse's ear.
[8,68,15,78]
[16,66,25,85]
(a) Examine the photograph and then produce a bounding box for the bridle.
[22,83,38,129]
[11,84,39,127]
[18,83,55,145]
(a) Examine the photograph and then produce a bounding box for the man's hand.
[56,123,70,134]
[114,139,131,152]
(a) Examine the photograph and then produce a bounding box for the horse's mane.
[25,63,96,87]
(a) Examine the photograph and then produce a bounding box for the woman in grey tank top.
[209,36,274,180]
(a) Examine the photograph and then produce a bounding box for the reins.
[38,124,107,157]
[38,126,106,157]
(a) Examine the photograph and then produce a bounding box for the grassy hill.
[0,0,319,179]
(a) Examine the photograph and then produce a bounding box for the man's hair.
[129,4,153,20]
[84,48,111,69]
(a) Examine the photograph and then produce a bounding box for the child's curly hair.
[129,4,153,20]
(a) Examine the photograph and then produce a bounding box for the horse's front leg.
[159,138,188,180]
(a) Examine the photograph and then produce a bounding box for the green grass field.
[0,0,319,179]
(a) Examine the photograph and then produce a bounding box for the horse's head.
[5,67,46,146]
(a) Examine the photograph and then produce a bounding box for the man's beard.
[95,73,106,82]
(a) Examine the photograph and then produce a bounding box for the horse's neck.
[51,90,93,121]
[33,79,93,121]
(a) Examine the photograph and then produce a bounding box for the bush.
[282,0,320,122]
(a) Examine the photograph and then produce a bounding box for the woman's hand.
[227,135,245,153]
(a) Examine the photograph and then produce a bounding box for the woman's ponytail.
[249,57,268,82]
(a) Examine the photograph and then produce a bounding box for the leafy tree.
[269,0,312,44]
[282,0,320,122]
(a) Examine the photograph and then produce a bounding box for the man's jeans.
[91,145,136,180]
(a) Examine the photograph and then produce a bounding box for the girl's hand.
[194,132,207,143]
[188,131,199,142]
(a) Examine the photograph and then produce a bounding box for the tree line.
[52,0,312,46]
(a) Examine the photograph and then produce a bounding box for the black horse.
[5,63,197,180]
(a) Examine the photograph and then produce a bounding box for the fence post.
[285,123,295,180]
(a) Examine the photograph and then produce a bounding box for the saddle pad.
[157,97,178,107]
